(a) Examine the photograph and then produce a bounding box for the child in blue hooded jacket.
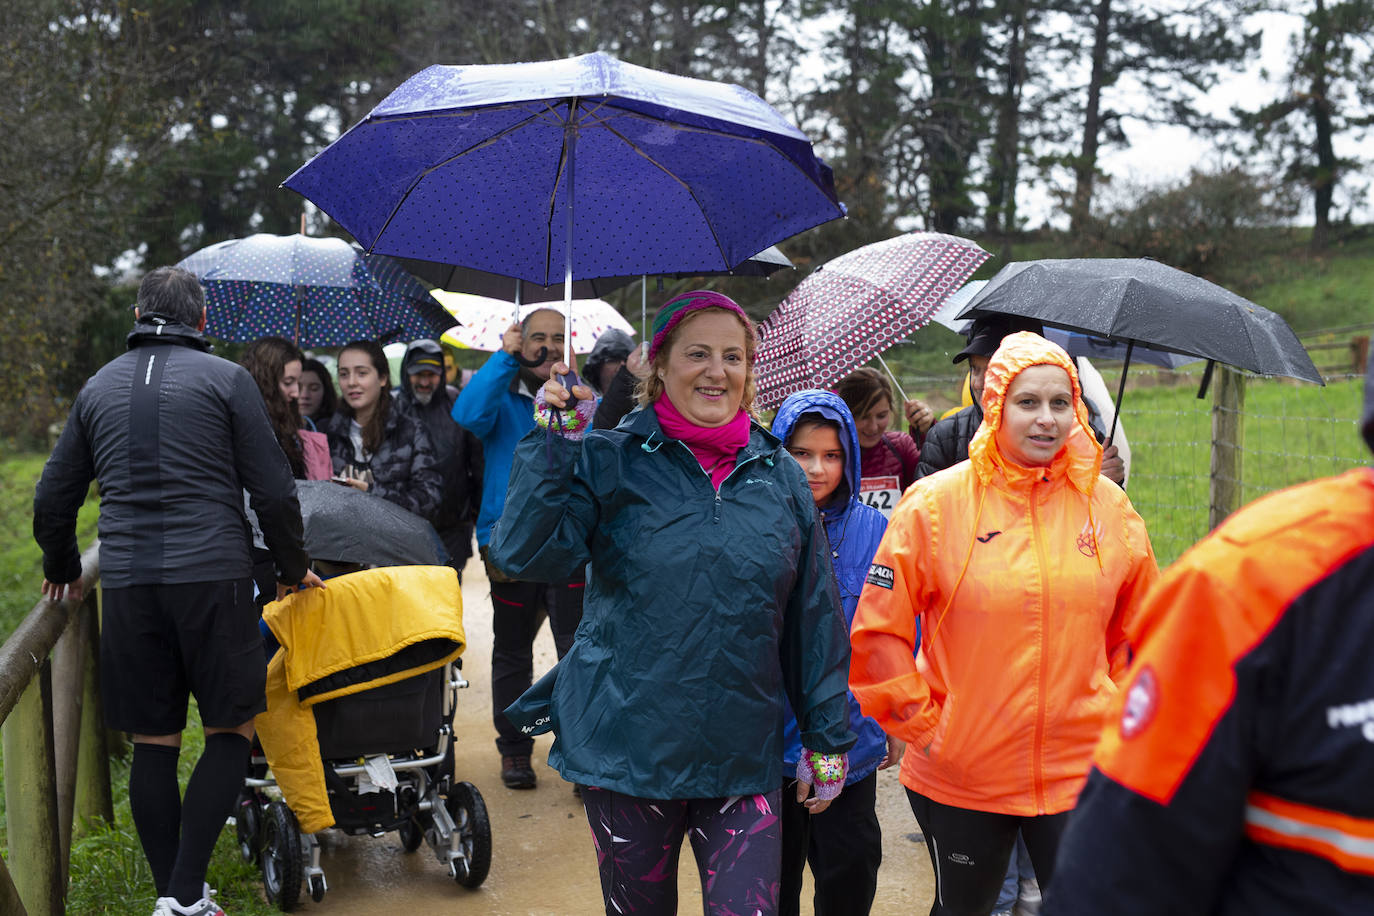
[774,389,900,916]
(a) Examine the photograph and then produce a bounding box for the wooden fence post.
[51,605,87,884]
[1210,365,1246,530]
[73,591,113,838]
[2,663,63,916]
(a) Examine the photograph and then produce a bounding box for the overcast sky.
[1052,10,1371,226]
[790,8,1370,229]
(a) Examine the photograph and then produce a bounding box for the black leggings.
[906,790,1067,916]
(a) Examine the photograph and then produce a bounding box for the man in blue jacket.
[452,307,584,789]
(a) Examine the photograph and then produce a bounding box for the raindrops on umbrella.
[755,232,991,408]
[177,233,457,347]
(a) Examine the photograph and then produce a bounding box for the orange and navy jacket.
[1046,468,1374,915]
[850,332,1158,816]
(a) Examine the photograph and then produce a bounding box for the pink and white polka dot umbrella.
[755,232,991,409]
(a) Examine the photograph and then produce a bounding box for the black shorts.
[101,578,266,735]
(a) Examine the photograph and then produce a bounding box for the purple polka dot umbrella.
[176,233,457,346]
[281,51,844,371]
[754,232,992,409]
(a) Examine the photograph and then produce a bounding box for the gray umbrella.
[295,480,448,567]
[956,258,1323,440]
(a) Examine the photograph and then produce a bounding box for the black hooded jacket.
[33,318,309,588]
[396,339,483,563]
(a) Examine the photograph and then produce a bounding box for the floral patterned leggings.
[581,786,783,915]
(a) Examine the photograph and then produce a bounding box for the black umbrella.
[955,258,1323,441]
[295,481,448,567]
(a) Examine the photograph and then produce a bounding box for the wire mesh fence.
[1111,364,1366,566]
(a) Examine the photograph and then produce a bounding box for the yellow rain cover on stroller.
[255,565,465,833]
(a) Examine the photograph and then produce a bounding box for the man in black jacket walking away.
[33,266,322,916]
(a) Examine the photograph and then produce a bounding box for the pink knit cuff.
[796,748,848,802]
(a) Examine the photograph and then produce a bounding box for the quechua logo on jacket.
[865,563,894,589]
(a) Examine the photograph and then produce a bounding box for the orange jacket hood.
[970,330,1102,495]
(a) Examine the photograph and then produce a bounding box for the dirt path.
[275,558,935,915]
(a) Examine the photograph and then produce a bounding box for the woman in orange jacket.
[849,331,1159,916]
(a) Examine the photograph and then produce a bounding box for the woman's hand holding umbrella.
[536,361,596,440]
[1101,440,1125,486]
[540,362,595,409]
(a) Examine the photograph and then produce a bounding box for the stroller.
[237,563,491,910]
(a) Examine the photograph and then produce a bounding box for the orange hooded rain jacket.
[850,331,1158,816]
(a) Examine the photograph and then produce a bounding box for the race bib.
[859,475,901,517]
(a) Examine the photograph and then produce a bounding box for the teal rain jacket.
[491,404,856,799]
[772,390,891,784]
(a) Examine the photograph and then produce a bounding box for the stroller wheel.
[444,781,491,889]
[261,800,305,911]
[397,815,425,853]
[236,791,262,864]
[309,873,327,903]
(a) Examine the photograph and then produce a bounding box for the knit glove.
[795,748,848,802]
[534,379,596,441]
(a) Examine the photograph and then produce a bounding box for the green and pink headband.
[648,290,754,362]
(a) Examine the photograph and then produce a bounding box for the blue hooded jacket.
[773,390,890,783]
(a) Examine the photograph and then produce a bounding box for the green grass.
[0,454,100,639]
[0,454,99,853]
[1236,235,1374,333]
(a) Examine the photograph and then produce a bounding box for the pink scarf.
[653,394,750,490]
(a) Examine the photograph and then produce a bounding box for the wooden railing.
[1,542,113,916]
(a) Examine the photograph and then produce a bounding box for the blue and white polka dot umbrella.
[176,233,458,346]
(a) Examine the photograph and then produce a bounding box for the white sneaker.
[152,896,225,916]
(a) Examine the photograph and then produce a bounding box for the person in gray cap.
[396,339,483,578]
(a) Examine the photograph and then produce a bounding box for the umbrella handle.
[555,367,586,410]
[1196,360,1216,400]
[513,346,549,368]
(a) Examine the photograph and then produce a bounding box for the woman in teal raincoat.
[491,291,855,916]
